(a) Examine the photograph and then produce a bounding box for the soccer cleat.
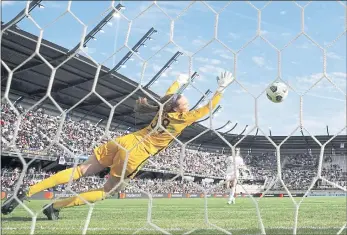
[1,188,27,215]
[227,198,235,205]
[43,204,60,220]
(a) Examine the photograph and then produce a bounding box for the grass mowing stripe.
[1,197,345,235]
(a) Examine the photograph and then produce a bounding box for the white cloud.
[212,49,234,60]
[296,42,311,49]
[219,54,233,60]
[151,45,162,51]
[2,1,15,6]
[260,30,269,35]
[303,111,345,135]
[331,72,347,78]
[293,72,346,92]
[265,65,275,71]
[192,39,206,47]
[306,93,345,102]
[280,11,286,15]
[168,70,181,77]
[252,56,265,67]
[329,72,347,89]
[295,73,323,87]
[164,47,178,54]
[281,32,292,37]
[210,59,221,65]
[194,57,221,65]
[195,57,209,63]
[326,52,342,60]
[152,64,161,72]
[229,32,240,40]
[198,64,224,75]
[84,47,96,54]
[46,2,64,8]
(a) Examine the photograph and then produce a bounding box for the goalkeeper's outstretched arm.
[165,74,190,95]
[181,71,234,122]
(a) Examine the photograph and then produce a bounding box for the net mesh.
[1,1,346,235]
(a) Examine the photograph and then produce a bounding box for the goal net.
[1,1,346,235]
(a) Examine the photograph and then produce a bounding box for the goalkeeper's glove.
[217,71,234,93]
[176,74,190,86]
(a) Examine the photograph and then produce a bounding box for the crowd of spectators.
[1,167,228,194]
[1,103,346,192]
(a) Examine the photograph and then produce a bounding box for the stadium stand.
[1,25,346,196]
[2,103,346,193]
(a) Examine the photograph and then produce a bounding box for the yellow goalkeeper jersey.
[133,81,222,155]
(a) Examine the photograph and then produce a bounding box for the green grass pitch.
[1,197,346,235]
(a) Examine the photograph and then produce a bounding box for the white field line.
[1,226,343,231]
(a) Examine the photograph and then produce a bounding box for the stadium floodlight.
[300,127,311,153]
[82,4,124,48]
[196,120,233,146]
[269,127,272,136]
[38,3,44,9]
[2,0,43,29]
[189,89,212,111]
[326,125,336,155]
[229,124,249,145]
[113,12,121,18]
[11,4,125,76]
[96,119,104,126]
[144,51,183,89]
[216,120,231,131]
[57,27,158,115]
[178,72,199,94]
[12,96,24,106]
[111,27,157,73]
[248,128,259,153]
[71,27,157,95]
[223,122,238,134]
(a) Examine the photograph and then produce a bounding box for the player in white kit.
[225,154,244,205]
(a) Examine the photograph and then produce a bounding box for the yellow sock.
[27,166,82,197]
[52,188,106,210]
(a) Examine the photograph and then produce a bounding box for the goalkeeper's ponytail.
[134,94,181,114]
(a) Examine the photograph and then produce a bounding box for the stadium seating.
[1,103,346,192]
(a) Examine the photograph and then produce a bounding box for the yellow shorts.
[93,134,150,179]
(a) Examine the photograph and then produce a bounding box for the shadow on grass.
[2,216,48,222]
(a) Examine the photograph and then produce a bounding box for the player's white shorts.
[225,171,239,182]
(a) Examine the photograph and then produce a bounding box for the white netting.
[1,1,346,235]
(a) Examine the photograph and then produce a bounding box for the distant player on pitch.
[225,152,245,205]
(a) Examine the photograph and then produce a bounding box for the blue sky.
[2,1,346,138]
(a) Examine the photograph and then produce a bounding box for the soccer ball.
[266,82,288,103]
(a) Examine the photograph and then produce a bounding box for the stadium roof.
[1,25,346,151]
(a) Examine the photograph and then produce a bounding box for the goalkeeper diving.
[1,71,235,220]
